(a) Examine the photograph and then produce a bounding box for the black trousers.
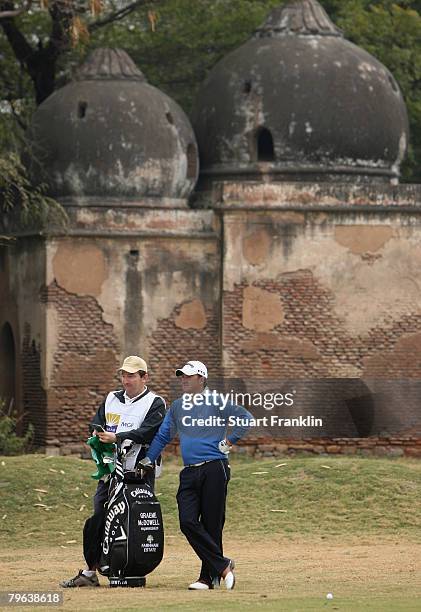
[83,480,109,570]
[177,459,231,584]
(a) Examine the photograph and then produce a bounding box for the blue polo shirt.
[147,390,252,466]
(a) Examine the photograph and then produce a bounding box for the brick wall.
[223,274,421,379]
[147,303,221,403]
[40,281,120,444]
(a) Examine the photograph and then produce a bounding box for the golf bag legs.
[109,576,146,588]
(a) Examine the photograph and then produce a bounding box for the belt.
[185,459,214,468]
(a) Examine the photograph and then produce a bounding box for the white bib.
[104,389,161,470]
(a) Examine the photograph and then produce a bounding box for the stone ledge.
[53,437,420,460]
[201,181,421,211]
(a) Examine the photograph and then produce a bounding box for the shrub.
[0,399,34,455]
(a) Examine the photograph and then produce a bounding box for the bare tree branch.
[0,0,32,20]
[8,99,28,130]
[0,4,34,66]
[88,0,155,32]
[0,0,162,104]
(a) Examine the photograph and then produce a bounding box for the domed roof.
[29,48,198,200]
[192,0,409,184]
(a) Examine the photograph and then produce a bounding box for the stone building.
[1,0,420,457]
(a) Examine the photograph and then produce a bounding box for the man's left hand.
[218,439,232,454]
[97,431,117,443]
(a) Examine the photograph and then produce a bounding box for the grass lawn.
[0,453,420,610]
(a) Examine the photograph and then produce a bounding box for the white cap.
[175,360,208,379]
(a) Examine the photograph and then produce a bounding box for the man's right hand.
[98,431,117,444]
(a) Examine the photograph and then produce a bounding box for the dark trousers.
[177,459,230,584]
[93,479,110,515]
[83,480,109,570]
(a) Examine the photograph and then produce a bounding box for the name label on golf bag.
[102,480,164,580]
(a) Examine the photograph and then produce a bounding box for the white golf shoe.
[188,580,211,590]
[223,559,236,590]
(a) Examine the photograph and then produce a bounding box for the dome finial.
[75,48,146,81]
[255,0,343,38]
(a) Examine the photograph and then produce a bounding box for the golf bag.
[101,448,164,587]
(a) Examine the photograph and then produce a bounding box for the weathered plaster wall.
[219,184,421,442]
[222,210,421,373]
[37,207,219,445]
[145,239,220,399]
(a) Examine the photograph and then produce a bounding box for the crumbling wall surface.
[5,182,421,455]
[219,187,421,444]
[40,281,120,445]
[223,211,421,372]
[144,239,221,402]
[41,238,120,446]
[44,210,219,446]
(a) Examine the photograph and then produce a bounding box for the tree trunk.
[1,1,71,105]
[27,46,59,105]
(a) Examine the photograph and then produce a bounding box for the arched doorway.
[0,322,16,412]
[256,127,275,162]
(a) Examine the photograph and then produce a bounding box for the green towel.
[87,435,116,480]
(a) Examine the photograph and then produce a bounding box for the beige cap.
[119,355,148,373]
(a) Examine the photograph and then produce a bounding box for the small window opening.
[129,249,139,258]
[243,80,252,94]
[0,322,16,410]
[166,112,174,124]
[78,101,87,119]
[256,127,274,162]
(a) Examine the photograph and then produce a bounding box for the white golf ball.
[326,592,333,600]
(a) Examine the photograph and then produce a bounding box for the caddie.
[61,355,166,588]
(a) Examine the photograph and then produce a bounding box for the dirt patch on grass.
[1,536,420,611]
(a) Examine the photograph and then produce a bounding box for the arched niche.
[0,322,16,411]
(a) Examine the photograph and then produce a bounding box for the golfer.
[61,355,166,587]
[140,360,252,590]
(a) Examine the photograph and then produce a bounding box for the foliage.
[0,399,34,455]
[326,1,421,181]
[0,152,67,231]
[0,1,155,104]
[91,1,281,115]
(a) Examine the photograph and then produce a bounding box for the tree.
[0,0,158,105]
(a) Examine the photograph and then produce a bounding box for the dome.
[28,48,199,200]
[192,0,409,184]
